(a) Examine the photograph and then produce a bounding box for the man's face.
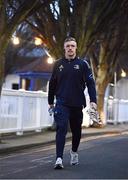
[64,40,77,59]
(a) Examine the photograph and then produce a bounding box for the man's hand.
[49,104,54,108]
[90,102,97,110]
[48,104,54,116]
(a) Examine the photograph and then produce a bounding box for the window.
[12,83,19,90]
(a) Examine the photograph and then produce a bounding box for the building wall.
[2,74,20,90]
[116,77,128,99]
[2,74,49,92]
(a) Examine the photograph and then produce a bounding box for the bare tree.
[1,0,128,123]
[0,0,39,92]
[89,0,128,120]
[0,0,44,94]
[26,0,128,122]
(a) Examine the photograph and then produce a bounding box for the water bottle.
[48,107,54,116]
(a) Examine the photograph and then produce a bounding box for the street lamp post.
[114,71,118,124]
[114,71,117,98]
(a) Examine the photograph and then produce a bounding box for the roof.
[15,55,53,74]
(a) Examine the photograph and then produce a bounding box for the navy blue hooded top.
[48,57,97,107]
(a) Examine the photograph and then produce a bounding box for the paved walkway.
[0,123,128,154]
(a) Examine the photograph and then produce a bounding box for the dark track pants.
[54,104,83,159]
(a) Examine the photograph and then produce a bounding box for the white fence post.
[35,97,42,132]
[16,95,24,135]
[113,99,119,125]
[104,97,108,124]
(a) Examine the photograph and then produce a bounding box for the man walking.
[48,37,98,169]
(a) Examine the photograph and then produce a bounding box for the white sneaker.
[70,150,79,165]
[89,104,103,128]
[54,157,64,169]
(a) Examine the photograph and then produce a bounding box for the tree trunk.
[96,43,110,124]
[0,34,9,143]
[0,0,39,95]
[96,73,108,124]
[0,35,8,94]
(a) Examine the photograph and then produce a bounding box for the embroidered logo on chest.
[74,64,80,70]
[59,65,64,71]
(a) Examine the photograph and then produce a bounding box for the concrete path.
[0,123,128,154]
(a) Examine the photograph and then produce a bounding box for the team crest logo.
[74,64,80,70]
[59,65,64,71]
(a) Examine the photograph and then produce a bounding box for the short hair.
[64,37,76,43]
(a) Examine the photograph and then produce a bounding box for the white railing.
[104,98,128,124]
[0,89,53,135]
[0,89,92,135]
[2,88,128,135]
